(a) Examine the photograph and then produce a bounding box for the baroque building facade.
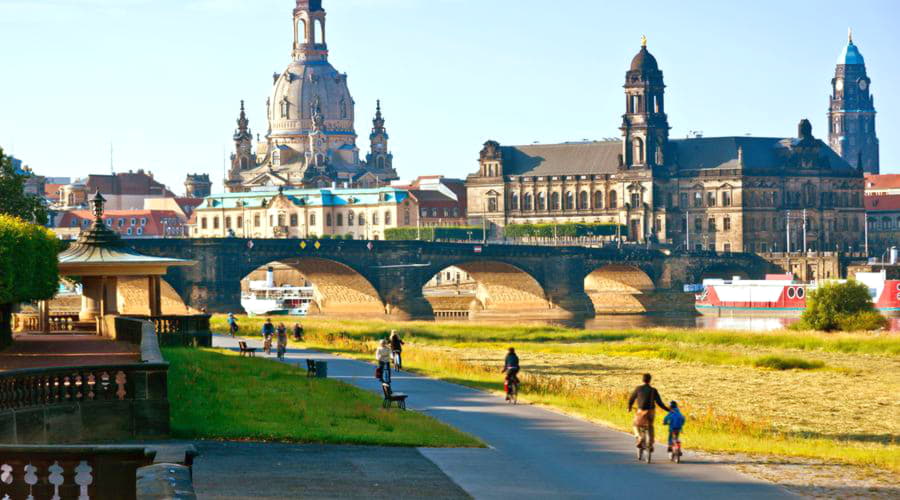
[828,30,879,174]
[225,0,398,192]
[468,37,866,253]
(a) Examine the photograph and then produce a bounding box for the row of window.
[421,207,461,218]
[681,216,733,233]
[74,217,148,228]
[199,210,409,231]
[676,190,861,210]
[870,216,900,231]
[508,190,640,211]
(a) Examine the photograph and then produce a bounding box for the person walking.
[276,323,288,360]
[627,373,671,454]
[375,339,393,384]
[389,330,404,371]
[227,313,239,337]
[292,322,304,342]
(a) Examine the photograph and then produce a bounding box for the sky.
[1,0,897,194]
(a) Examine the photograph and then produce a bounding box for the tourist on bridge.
[389,330,404,371]
[276,323,288,361]
[376,339,392,384]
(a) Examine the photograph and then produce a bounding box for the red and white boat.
[695,271,900,318]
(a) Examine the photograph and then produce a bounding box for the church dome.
[838,40,865,66]
[268,60,355,139]
[630,46,658,72]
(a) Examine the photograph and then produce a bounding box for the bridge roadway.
[131,239,777,320]
[214,336,794,499]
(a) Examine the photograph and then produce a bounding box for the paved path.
[216,336,794,499]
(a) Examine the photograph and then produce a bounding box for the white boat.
[241,267,315,317]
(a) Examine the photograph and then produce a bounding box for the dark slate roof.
[498,136,859,176]
[500,142,622,177]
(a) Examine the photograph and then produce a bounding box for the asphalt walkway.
[215,336,794,499]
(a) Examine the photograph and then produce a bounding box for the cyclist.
[501,347,520,400]
[627,373,670,455]
[389,330,404,371]
[663,400,686,459]
[261,318,275,355]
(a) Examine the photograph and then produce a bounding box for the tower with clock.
[828,29,879,174]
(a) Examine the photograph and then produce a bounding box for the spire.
[234,100,251,141]
[848,27,853,43]
[372,100,385,131]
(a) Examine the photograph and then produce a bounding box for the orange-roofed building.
[864,174,900,196]
[54,210,187,240]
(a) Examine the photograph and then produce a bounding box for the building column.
[104,277,119,315]
[148,276,162,317]
[79,277,103,321]
[40,300,50,334]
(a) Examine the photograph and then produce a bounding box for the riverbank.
[210,316,899,475]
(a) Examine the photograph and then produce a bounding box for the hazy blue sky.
[1,0,897,193]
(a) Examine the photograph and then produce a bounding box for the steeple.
[292,0,328,62]
[228,100,256,191]
[367,100,392,171]
[828,30,879,173]
[621,36,669,168]
[234,100,252,142]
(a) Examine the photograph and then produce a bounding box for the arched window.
[240,157,248,169]
[594,191,603,209]
[272,148,281,167]
[325,213,332,226]
[377,156,385,169]
[385,211,392,225]
[631,193,641,208]
[310,213,317,226]
[882,217,890,230]
[510,193,519,210]
[537,192,546,210]
[280,97,290,119]
[524,193,533,210]
[315,19,325,44]
[609,190,618,209]
[348,211,354,226]
[633,137,644,164]
[551,192,560,210]
[579,191,588,210]
[358,213,365,226]
[565,191,574,210]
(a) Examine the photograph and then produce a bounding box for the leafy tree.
[0,214,60,346]
[797,280,887,332]
[0,147,48,224]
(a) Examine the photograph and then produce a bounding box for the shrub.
[502,222,626,238]
[0,215,60,346]
[796,280,886,332]
[384,226,481,241]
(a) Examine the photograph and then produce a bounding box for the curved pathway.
[216,336,794,499]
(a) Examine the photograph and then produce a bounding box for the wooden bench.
[382,383,408,410]
[238,341,256,357]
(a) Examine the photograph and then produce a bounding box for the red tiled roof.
[865,174,900,190]
[865,194,900,212]
[56,209,185,237]
[44,184,65,200]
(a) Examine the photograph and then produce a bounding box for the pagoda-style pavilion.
[44,191,194,335]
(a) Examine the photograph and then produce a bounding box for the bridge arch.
[584,264,657,314]
[422,259,550,319]
[241,257,384,316]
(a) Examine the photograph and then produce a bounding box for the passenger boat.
[241,267,315,317]
[694,271,900,318]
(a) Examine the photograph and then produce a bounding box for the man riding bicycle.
[501,347,520,399]
[627,373,670,454]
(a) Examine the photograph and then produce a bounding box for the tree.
[0,214,60,347]
[0,147,47,224]
[798,280,887,332]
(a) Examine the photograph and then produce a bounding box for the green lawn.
[163,347,482,447]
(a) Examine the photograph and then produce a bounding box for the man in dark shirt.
[627,373,670,452]
[502,347,520,384]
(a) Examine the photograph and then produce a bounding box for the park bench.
[238,341,256,357]
[382,383,408,410]
[306,359,317,377]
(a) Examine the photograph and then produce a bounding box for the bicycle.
[505,377,518,405]
[668,430,682,464]
[263,335,272,355]
[636,425,653,463]
[392,350,402,371]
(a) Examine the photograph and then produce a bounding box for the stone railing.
[0,318,169,444]
[0,445,156,500]
[13,312,84,333]
[137,315,212,348]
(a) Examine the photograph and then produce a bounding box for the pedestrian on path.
[227,313,239,337]
[292,322,304,342]
[376,339,392,384]
[389,330,404,371]
[276,323,288,360]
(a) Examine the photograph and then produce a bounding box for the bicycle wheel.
[511,384,518,405]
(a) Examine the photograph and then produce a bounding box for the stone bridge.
[128,239,781,320]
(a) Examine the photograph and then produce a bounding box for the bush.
[753,355,824,370]
[0,215,60,346]
[502,222,626,238]
[796,280,886,332]
[384,226,481,241]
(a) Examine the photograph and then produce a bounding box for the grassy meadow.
[211,315,900,471]
[163,347,482,447]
